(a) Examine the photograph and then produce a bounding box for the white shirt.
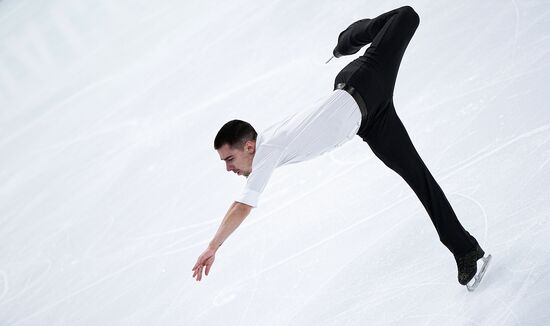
[236,89,363,208]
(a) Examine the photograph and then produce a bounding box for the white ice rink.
[1,0,550,325]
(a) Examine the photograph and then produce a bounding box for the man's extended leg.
[334,6,479,257]
[364,101,479,257]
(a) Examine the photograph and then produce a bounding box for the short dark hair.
[214,119,257,150]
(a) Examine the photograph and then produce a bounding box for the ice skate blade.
[466,254,492,292]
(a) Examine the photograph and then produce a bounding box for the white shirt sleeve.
[236,145,283,208]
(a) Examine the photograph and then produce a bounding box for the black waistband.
[336,83,368,124]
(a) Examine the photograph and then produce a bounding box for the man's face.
[217,141,256,177]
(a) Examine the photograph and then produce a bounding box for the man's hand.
[191,201,252,282]
[192,246,216,281]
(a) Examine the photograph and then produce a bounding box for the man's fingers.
[193,266,199,277]
[192,256,204,271]
[192,251,214,281]
[192,259,202,279]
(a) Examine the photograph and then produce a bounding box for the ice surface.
[1,0,550,325]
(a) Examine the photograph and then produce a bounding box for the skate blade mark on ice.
[466,254,492,292]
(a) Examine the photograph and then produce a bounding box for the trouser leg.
[363,102,478,256]
[334,6,419,97]
[334,6,420,131]
[334,7,479,257]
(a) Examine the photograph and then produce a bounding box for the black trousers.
[334,6,478,257]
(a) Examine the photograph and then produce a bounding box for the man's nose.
[226,164,233,172]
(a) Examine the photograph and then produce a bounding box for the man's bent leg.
[334,6,419,97]
[334,6,420,136]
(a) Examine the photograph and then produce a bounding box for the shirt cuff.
[236,188,260,208]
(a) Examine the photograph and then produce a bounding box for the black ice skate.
[332,18,373,58]
[326,18,374,64]
[455,244,492,291]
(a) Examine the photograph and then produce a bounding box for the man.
[192,6,489,289]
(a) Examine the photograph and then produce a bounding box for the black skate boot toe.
[456,244,485,285]
[458,268,476,285]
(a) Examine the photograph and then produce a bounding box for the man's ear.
[246,140,255,154]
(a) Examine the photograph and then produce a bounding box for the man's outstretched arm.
[192,201,253,281]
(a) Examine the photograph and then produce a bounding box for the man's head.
[214,119,257,177]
